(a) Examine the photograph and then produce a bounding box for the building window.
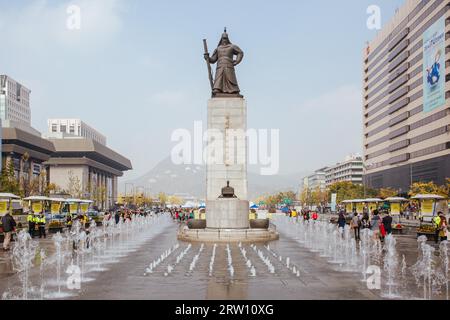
[69,125,75,134]
[60,125,67,133]
[52,124,57,132]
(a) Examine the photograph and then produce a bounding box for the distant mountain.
[120,156,308,201]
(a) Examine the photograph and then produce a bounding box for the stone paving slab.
[75,224,382,300]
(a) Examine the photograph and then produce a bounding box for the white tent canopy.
[364,198,384,203]
[412,194,446,200]
[385,197,408,202]
[0,193,21,199]
[23,196,51,201]
[48,197,67,202]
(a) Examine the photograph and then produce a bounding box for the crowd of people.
[166,208,199,222]
[286,208,319,221]
[336,209,448,244]
[337,210,392,242]
[0,207,165,251]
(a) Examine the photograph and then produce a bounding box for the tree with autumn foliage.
[258,191,297,208]
[299,187,329,206]
[409,181,448,198]
[378,188,399,199]
[328,181,378,203]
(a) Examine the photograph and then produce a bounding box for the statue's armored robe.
[209,44,243,95]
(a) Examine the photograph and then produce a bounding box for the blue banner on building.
[423,17,446,113]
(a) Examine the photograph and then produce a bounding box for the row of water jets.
[3,214,172,300]
[145,240,302,281]
[274,216,449,300]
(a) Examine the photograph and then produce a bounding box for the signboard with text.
[356,203,364,214]
[345,203,353,213]
[0,201,8,214]
[32,202,43,214]
[51,203,61,214]
[390,203,401,216]
[331,193,337,212]
[423,17,446,113]
[80,203,89,213]
[69,203,78,214]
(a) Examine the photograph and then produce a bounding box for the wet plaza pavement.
[76,224,380,300]
[0,215,448,300]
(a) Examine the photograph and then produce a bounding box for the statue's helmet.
[219,27,231,45]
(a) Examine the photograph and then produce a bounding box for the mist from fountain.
[3,213,173,300]
[439,241,449,300]
[382,234,400,298]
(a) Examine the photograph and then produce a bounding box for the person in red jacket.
[312,212,318,220]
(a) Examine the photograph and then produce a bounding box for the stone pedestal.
[177,227,280,243]
[206,98,248,201]
[206,199,249,229]
[178,97,279,243]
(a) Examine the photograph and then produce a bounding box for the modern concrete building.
[47,119,107,145]
[44,137,132,210]
[301,167,328,192]
[0,75,31,125]
[363,0,450,192]
[0,75,55,195]
[2,127,55,193]
[0,75,132,205]
[325,154,364,187]
[299,176,309,194]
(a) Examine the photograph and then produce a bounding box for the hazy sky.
[0,0,405,180]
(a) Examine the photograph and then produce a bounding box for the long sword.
[203,39,214,91]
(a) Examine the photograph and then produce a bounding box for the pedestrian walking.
[371,210,382,241]
[66,213,73,230]
[304,210,310,221]
[382,213,393,235]
[27,211,35,238]
[362,212,371,229]
[412,205,417,220]
[439,213,448,242]
[2,212,16,251]
[37,213,46,239]
[337,211,346,236]
[433,213,442,244]
[350,212,361,241]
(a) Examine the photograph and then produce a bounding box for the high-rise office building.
[325,154,364,187]
[363,0,450,191]
[0,75,31,125]
[300,167,328,192]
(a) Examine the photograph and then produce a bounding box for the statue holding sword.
[203,28,244,98]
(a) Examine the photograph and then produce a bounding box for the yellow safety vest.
[433,216,441,227]
[27,214,34,222]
